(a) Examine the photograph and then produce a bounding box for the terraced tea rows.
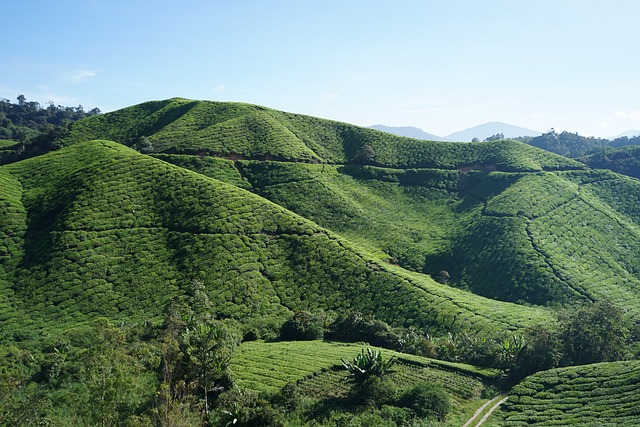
[496,360,640,426]
[0,140,552,337]
[230,340,498,394]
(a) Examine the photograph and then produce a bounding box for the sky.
[2,0,640,138]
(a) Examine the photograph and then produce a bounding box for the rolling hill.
[2,97,640,425]
[0,139,550,339]
[58,99,640,319]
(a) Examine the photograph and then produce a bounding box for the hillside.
[0,140,551,338]
[54,99,640,320]
[2,98,640,425]
[578,145,640,179]
[62,98,581,171]
[489,360,640,426]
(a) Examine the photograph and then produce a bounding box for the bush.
[213,388,284,427]
[279,311,325,341]
[400,382,451,421]
[350,376,398,409]
[560,301,626,365]
[327,312,399,348]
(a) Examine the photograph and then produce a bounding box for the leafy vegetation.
[578,144,640,179]
[2,97,640,425]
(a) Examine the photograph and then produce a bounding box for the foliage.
[213,388,284,427]
[559,300,627,365]
[279,310,326,341]
[510,326,562,381]
[341,348,397,386]
[578,144,640,179]
[328,312,400,349]
[527,129,610,157]
[399,382,451,420]
[0,95,100,165]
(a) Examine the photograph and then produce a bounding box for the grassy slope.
[487,360,640,426]
[0,140,549,337]
[63,98,584,171]
[58,99,640,320]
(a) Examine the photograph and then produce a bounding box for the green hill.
[0,140,550,338]
[43,99,640,320]
[578,145,640,179]
[490,360,640,426]
[63,98,584,171]
[2,98,640,425]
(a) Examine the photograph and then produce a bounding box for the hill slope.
[578,145,640,179]
[54,99,640,322]
[0,140,551,337]
[492,360,640,426]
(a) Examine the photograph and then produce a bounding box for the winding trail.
[462,394,508,427]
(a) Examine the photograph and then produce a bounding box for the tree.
[77,319,151,427]
[279,310,325,341]
[182,322,237,419]
[484,133,504,142]
[560,301,626,365]
[511,326,562,380]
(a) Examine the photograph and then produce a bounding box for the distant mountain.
[445,122,542,142]
[368,125,448,141]
[610,130,640,139]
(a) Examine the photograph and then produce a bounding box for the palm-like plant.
[341,348,396,384]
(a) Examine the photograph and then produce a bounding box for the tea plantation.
[1,98,640,425]
[490,360,640,426]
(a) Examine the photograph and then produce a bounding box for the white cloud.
[324,92,339,99]
[615,109,640,121]
[530,113,545,119]
[214,85,225,92]
[67,69,100,83]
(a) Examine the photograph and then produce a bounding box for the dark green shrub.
[213,388,284,427]
[511,326,562,381]
[400,382,451,421]
[328,312,399,348]
[350,376,398,409]
[279,311,325,341]
[560,301,626,365]
[272,382,303,414]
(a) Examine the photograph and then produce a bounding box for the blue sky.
[2,0,639,137]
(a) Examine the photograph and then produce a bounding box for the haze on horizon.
[2,0,639,138]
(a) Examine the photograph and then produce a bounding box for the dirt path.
[462,394,508,427]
